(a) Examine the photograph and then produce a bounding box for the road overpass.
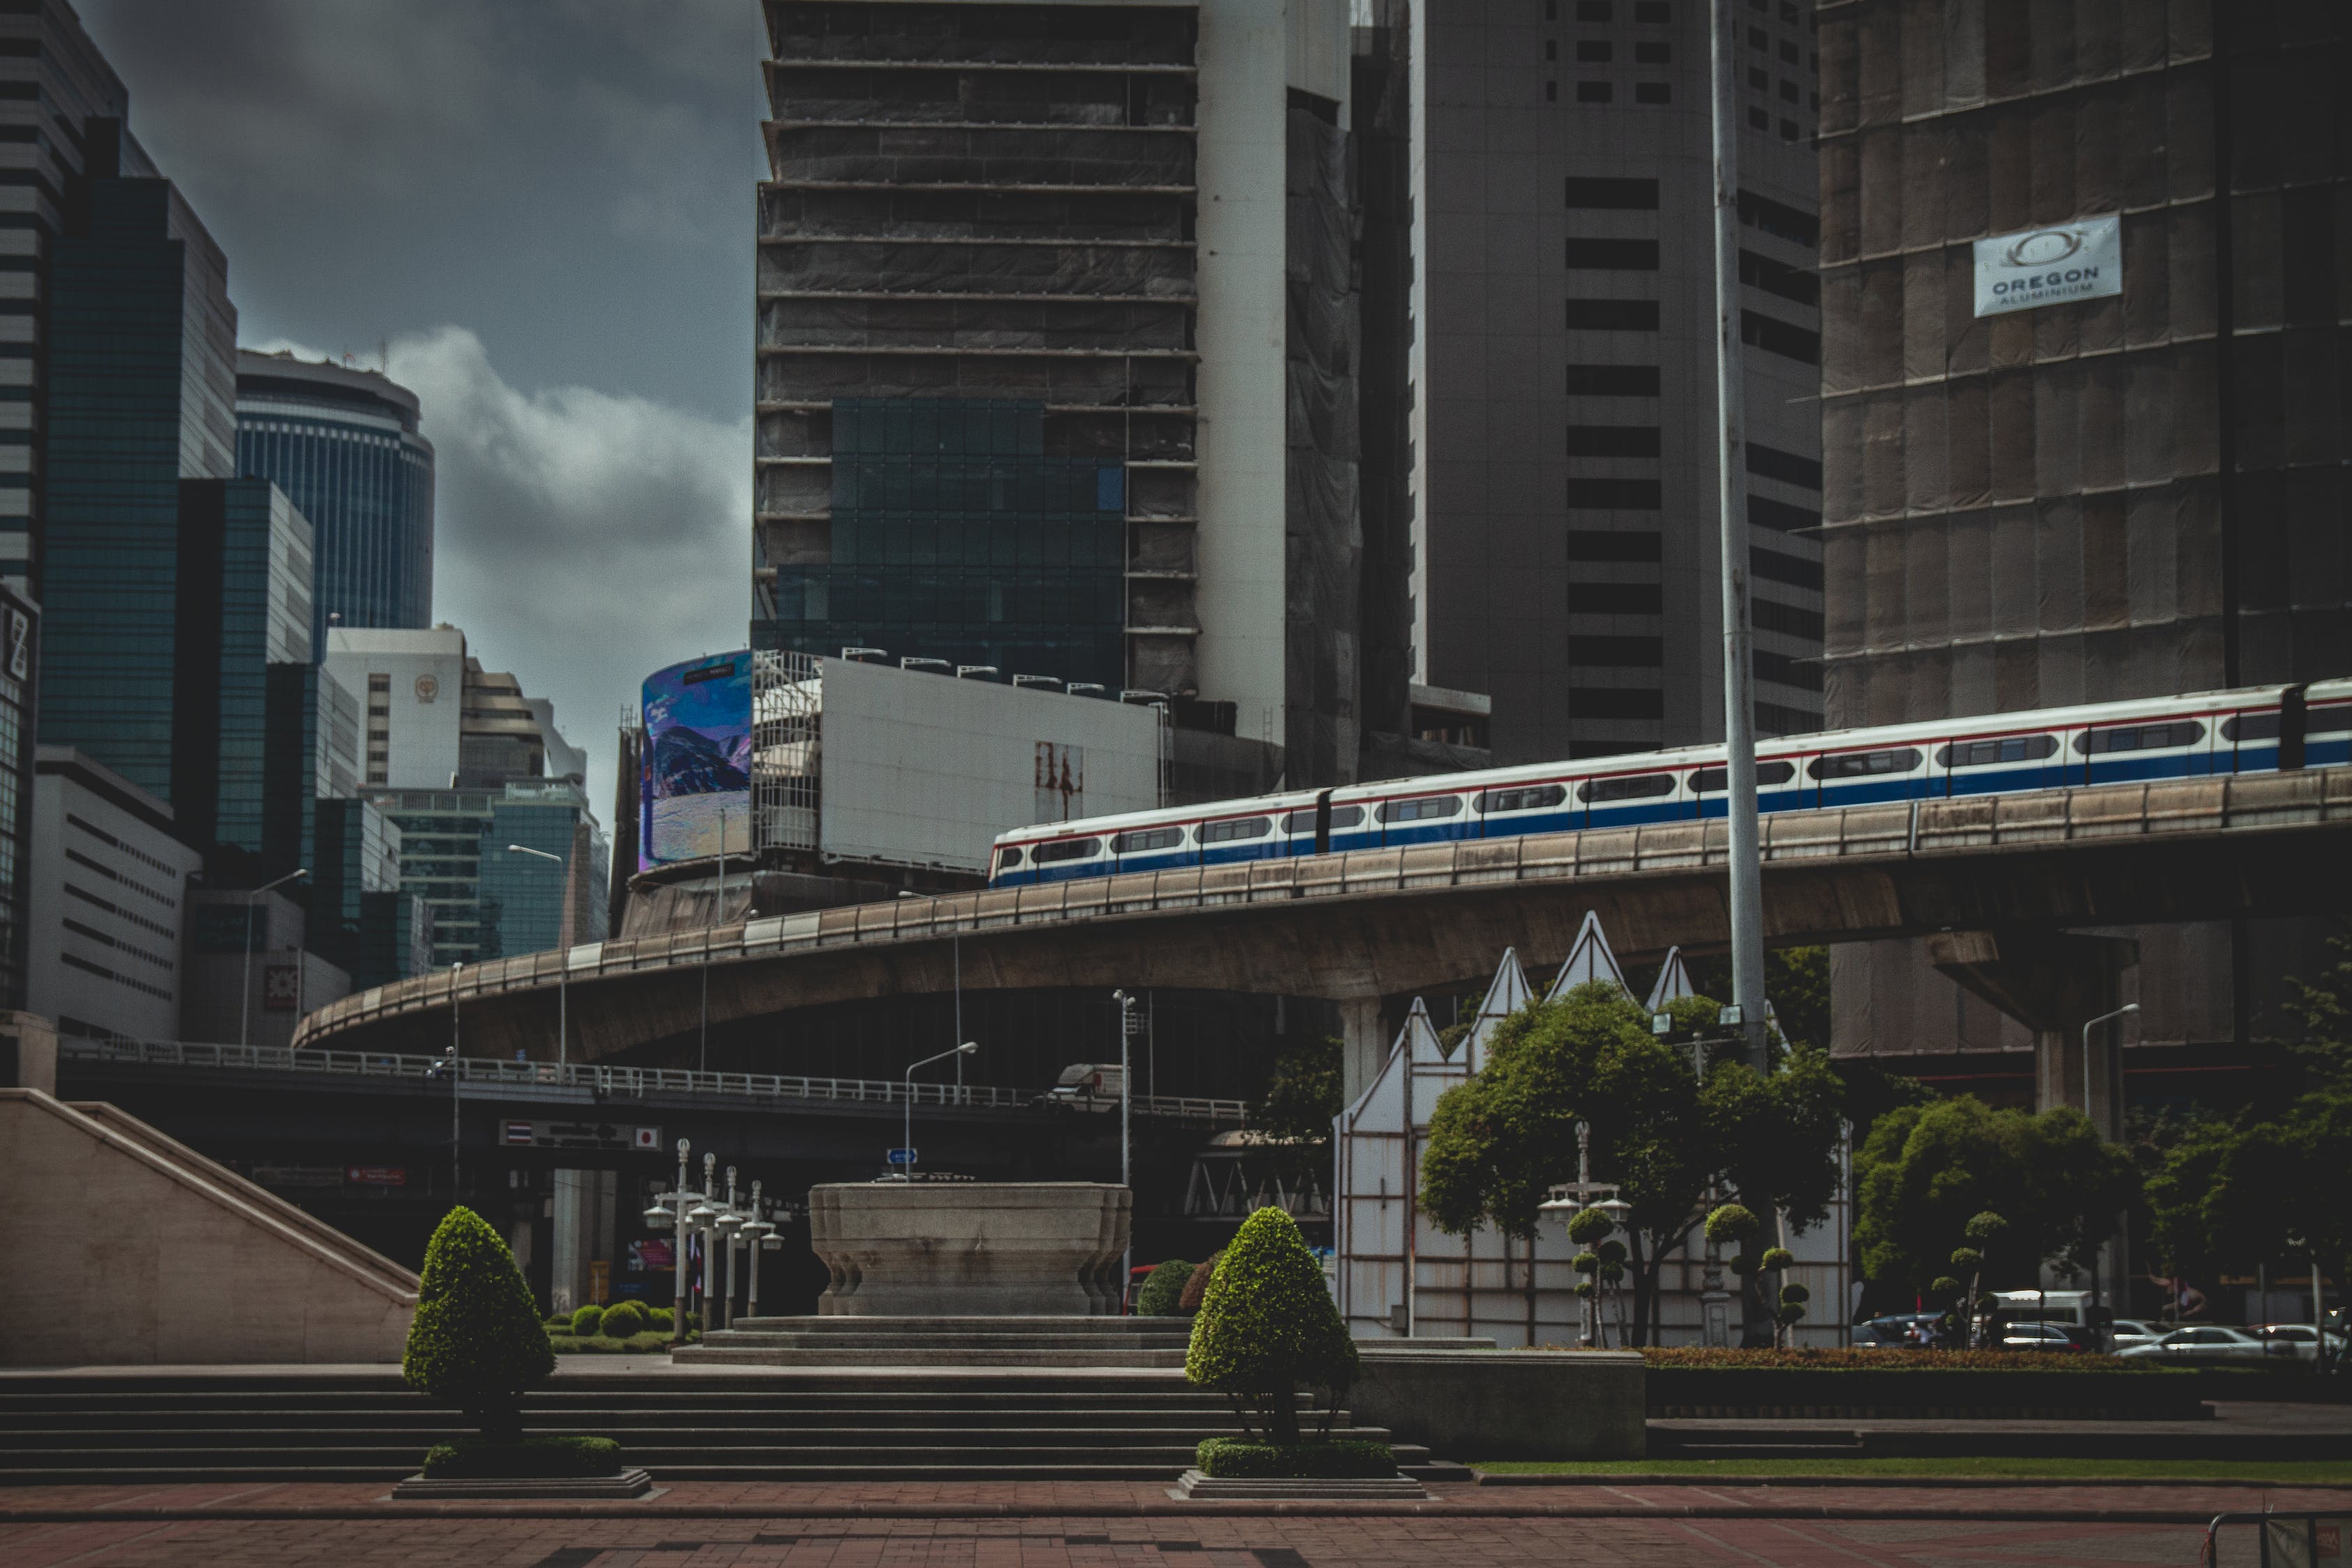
[295,771,2352,1096]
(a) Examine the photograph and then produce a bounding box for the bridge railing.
[293,770,2352,1047]
[55,1036,1248,1125]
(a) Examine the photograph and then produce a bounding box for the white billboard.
[1973,215,2121,318]
[815,659,1162,873]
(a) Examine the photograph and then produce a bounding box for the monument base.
[809,1181,1129,1317]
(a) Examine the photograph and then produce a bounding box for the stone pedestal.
[808,1181,1130,1316]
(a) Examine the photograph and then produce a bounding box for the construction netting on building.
[1335,913,1850,1348]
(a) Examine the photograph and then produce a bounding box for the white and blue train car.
[985,679,2352,888]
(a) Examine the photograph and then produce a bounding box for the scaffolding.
[751,649,821,853]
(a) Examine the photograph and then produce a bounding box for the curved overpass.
[295,771,2352,1065]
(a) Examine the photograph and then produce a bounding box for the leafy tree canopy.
[1852,1097,2137,1291]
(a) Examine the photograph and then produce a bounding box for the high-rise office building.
[325,626,601,967]
[0,585,34,1010]
[0,0,135,596]
[1816,3,2352,1069]
[1413,0,1824,764]
[752,0,1409,789]
[235,349,436,650]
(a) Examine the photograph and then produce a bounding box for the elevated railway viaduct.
[297,771,2352,1118]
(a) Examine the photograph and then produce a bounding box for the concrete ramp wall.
[0,1089,417,1365]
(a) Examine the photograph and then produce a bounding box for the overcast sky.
[77,0,770,822]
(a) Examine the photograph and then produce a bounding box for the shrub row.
[420,1435,622,1479]
[548,1330,672,1356]
[1194,1438,1395,1479]
[547,1303,670,1339]
[1635,1347,2176,1372]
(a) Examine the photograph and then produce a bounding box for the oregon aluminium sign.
[1973,215,2121,317]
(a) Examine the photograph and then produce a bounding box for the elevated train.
[987,679,2352,888]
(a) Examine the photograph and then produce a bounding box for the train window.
[2075,721,2203,755]
[1808,747,1921,780]
[1689,760,1797,792]
[1199,816,1273,843]
[1031,837,1101,863]
[2309,705,2352,735]
[2221,713,2280,741]
[1111,827,1185,854]
[1578,773,1675,803]
[1377,795,1464,824]
[1279,804,1366,834]
[996,846,1025,869]
[1935,735,2059,769]
[1475,784,1569,813]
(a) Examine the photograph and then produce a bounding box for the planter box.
[1348,1346,1645,1460]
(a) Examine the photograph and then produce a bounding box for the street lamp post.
[2080,1001,2139,1348]
[445,959,463,1197]
[687,1153,720,1336]
[505,844,571,1066]
[716,1165,745,1328]
[240,868,309,1048]
[741,1179,773,1321]
[643,1138,698,1346]
[1537,1121,1629,1348]
[1112,990,1137,1308]
[900,1041,978,1179]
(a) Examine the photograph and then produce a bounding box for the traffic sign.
[886,1148,917,1166]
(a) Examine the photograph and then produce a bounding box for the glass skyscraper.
[235,351,435,649]
[757,399,1128,690]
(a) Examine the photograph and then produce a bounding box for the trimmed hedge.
[1137,1259,1195,1318]
[420,1435,622,1479]
[568,1305,606,1338]
[599,1300,647,1338]
[1195,1438,1395,1479]
[403,1207,555,1439]
[547,1330,672,1355]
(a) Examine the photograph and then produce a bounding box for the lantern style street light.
[1538,1121,1629,1348]
[643,1138,700,1346]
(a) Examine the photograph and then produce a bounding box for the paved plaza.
[5,1480,2347,1567]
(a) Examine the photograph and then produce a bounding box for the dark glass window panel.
[1199,815,1272,843]
[1564,238,1658,269]
[1578,772,1675,802]
[2075,722,2205,755]
[1565,424,1662,456]
[1475,784,1569,813]
[1565,364,1661,396]
[1937,735,2061,768]
[1567,530,1661,561]
[1689,760,1798,792]
[1031,837,1101,863]
[1563,176,1658,209]
[1565,298,1659,330]
[1111,827,1185,854]
[1809,748,1922,779]
[1376,794,1464,823]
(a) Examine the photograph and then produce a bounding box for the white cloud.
[256,326,749,829]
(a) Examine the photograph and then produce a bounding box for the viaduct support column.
[1925,929,2138,1301]
[1337,994,1390,1109]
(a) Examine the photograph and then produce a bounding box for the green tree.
[1137,1258,1197,1318]
[1420,982,1847,1346]
[1252,1032,1344,1192]
[1185,1207,1358,1443]
[402,1206,555,1441]
[1852,1098,2138,1296]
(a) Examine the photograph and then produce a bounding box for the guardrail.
[294,770,2352,1048]
[56,1036,1249,1125]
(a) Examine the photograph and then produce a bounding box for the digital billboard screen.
[640,651,752,869]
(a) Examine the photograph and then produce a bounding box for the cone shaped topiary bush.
[1185,1208,1358,1444]
[403,1206,556,1441]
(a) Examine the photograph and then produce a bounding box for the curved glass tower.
[235,351,434,650]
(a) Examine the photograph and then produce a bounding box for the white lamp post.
[647,1138,697,1346]
[240,867,309,1048]
[716,1165,747,1328]
[505,843,570,1066]
[1537,1121,1625,1348]
[900,1041,977,1179]
[1112,990,1138,1309]
[741,1179,774,1321]
[688,1152,720,1335]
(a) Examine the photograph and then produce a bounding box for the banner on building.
[640,650,753,869]
[1973,214,2121,317]
[262,962,301,1010]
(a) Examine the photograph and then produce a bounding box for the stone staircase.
[677,1314,1192,1368]
[0,1367,1436,1484]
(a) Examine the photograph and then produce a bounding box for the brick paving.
[3,1480,2347,1565]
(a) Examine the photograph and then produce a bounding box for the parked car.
[1997,1321,2088,1353]
[2109,1318,2164,1351]
[1852,1312,1956,1348]
[2119,1325,2274,1362]
[2249,1324,2349,1363]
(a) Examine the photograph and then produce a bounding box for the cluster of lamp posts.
[643,1141,789,1342]
[1536,1120,1635,1349]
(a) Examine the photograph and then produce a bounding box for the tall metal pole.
[1709,0,1767,1069]
[1114,990,1135,1311]
[670,1138,691,1346]
[448,960,463,1200]
[240,867,309,1049]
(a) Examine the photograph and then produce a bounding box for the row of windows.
[61,915,176,971]
[59,948,175,1004]
[63,881,178,943]
[1554,38,1671,63]
[1565,585,1822,640]
[1553,0,1675,21]
[1563,528,1824,590]
[1553,80,1673,105]
[61,846,177,909]
[1558,440,1820,498]
[65,811,181,879]
[1562,300,1817,363]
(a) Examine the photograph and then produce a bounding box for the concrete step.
[674,1346,1189,1367]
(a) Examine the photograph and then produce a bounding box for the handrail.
[294,771,2352,1046]
[56,1036,1248,1124]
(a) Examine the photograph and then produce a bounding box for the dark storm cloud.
[77,0,769,817]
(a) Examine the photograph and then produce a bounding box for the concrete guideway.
[293,771,2352,1066]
